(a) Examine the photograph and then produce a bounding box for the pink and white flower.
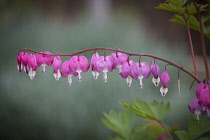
[110,52,128,72]
[28,54,38,80]
[69,56,90,81]
[160,70,170,96]
[21,52,30,74]
[151,61,160,86]
[61,61,78,86]
[188,98,206,122]
[95,56,114,82]
[120,61,138,87]
[36,52,53,73]
[17,52,24,73]
[138,62,151,89]
[90,52,100,79]
[52,56,62,81]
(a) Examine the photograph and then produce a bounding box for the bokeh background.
[0,0,210,140]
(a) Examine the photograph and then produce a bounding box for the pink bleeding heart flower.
[160,70,170,96]
[188,98,206,122]
[90,52,100,79]
[61,61,78,86]
[138,62,151,89]
[199,86,210,110]
[28,54,38,80]
[21,52,30,74]
[151,61,160,86]
[52,56,62,81]
[17,52,24,73]
[36,52,53,73]
[110,52,128,72]
[69,56,90,82]
[196,83,206,99]
[95,55,114,82]
[120,61,137,87]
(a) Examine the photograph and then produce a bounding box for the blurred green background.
[0,0,209,140]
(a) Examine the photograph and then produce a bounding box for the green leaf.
[188,117,210,140]
[202,16,210,24]
[174,130,190,140]
[169,14,200,32]
[187,3,197,15]
[102,109,135,139]
[120,98,171,122]
[155,3,180,13]
[170,14,186,25]
[166,0,188,8]
[132,120,167,140]
[200,4,208,12]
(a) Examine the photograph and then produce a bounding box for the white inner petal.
[92,71,99,79]
[42,64,46,73]
[126,76,132,87]
[152,77,160,87]
[78,72,82,82]
[29,68,36,80]
[103,72,108,82]
[54,70,61,81]
[160,87,168,96]
[68,75,72,86]
[139,76,144,89]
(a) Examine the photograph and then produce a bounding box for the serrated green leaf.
[166,0,187,8]
[170,14,186,25]
[170,14,200,32]
[174,130,190,140]
[187,3,197,15]
[188,117,210,140]
[120,99,171,122]
[155,3,180,13]
[102,109,135,139]
[200,4,208,12]
[132,120,169,140]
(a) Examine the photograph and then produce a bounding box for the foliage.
[102,99,172,140]
[103,99,210,140]
[119,98,171,122]
[175,117,210,140]
[155,0,210,36]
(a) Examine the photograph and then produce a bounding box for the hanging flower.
[95,55,114,82]
[52,56,62,81]
[110,52,128,72]
[120,61,137,87]
[28,54,38,80]
[17,52,24,73]
[90,52,100,79]
[61,61,78,86]
[138,62,151,89]
[199,85,210,110]
[151,61,160,86]
[188,98,206,122]
[36,52,53,73]
[21,52,30,74]
[160,70,170,96]
[69,56,90,82]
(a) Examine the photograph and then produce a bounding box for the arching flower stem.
[17,47,201,83]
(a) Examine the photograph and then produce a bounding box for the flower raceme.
[17,50,172,96]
